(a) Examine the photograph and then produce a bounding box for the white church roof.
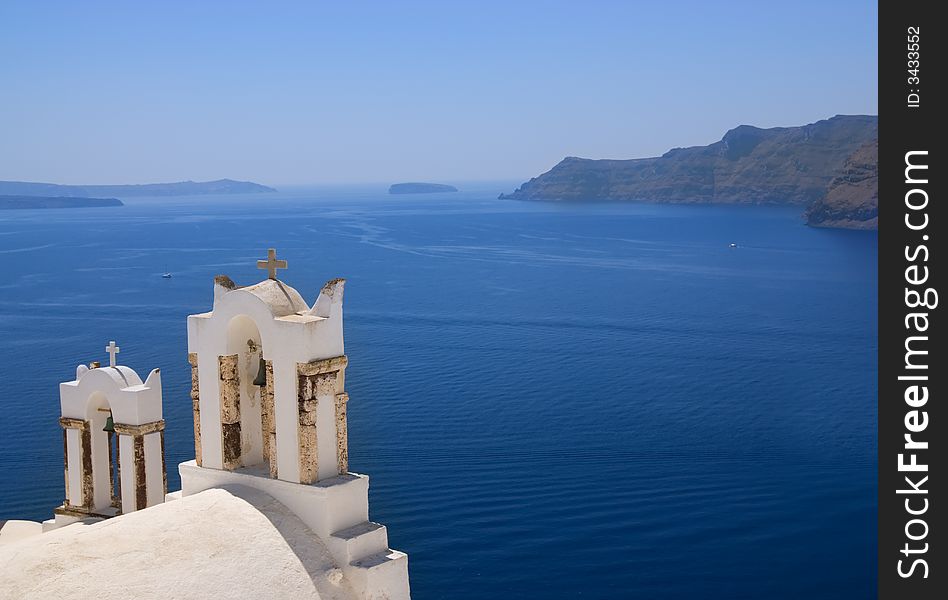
[0,487,357,600]
[78,365,143,388]
[215,275,311,317]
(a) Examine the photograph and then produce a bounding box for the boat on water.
[162,272,173,279]
[729,243,738,248]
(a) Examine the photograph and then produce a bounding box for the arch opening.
[85,391,118,513]
[224,314,272,473]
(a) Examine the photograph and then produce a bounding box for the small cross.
[257,248,288,280]
[105,341,120,367]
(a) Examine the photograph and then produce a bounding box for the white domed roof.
[241,278,310,316]
[215,276,310,318]
[0,487,356,600]
[80,365,143,388]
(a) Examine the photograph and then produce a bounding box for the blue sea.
[0,185,877,599]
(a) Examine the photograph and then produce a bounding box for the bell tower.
[178,249,410,599]
[48,342,166,531]
[184,248,349,483]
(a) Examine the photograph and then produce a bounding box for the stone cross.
[106,341,120,367]
[257,248,288,280]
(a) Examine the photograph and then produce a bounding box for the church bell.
[252,357,267,386]
[103,415,114,433]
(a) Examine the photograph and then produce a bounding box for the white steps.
[347,549,411,600]
[329,521,388,564]
[330,522,410,599]
[351,548,408,570]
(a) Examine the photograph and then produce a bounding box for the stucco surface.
[238,278,310,317]
[0,487,356,600]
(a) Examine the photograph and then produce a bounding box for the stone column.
[296,372,320,484]
[261,359,277,478]
[160,430,168,496]
[188,352,202,467]
[59,417,91,510]
[61,428,69,505]
[219,354,241,470]
[296,355,347,484]
[114,420,166,513]
[335,392,349,474]
[80,427,93,509]
[133,434,146,510]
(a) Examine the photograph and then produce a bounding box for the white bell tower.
[178,249,410,599]
[50,342,166,530]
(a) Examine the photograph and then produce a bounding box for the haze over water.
[0,186,877,598]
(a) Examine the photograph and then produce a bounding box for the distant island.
[0,195,124,210]
[500,115,878,229]
[0,178,276,197]
[389,182,458,194]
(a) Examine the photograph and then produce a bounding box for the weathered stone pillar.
[114,420,166,513]
[296,372,320,484]
[160,430,167,496]
[218,354,241,470]
[115,435,122,507]
[61,428,69,505]
[133,434,146,510]
[335,392,349,474]
[296,355,347,484]
[59,417,91,510]
[80,427,93,509]
[188,352,202,467]
[261,359,277,478]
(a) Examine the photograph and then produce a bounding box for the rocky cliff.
[500,115,878,207]
[804,140,878,229]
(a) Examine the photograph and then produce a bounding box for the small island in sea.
[0,178,276,197]
[0,195,124,210]
[389,182,459,194]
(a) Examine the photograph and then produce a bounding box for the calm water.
[0,186,877,598]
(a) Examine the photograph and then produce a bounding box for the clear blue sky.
[0,1,877,186]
